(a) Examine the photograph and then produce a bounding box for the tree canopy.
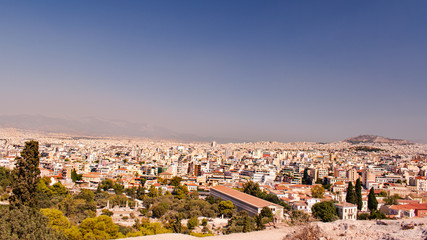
[368,187,378,211]
[219,200,234,217]
[10,141,41,209]
[311,185,325,198]
[311,201,338,222]
[224,211,256,234]
[79,215,121,240]
[346,181,356,204]
[384,194,400,205]
[0,206,66,240]
[355,179,363,210]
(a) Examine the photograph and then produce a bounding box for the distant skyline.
[1,1,426,143]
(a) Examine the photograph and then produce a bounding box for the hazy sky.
[1,1,426,142]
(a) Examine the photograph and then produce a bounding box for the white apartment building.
[335,203,357,220]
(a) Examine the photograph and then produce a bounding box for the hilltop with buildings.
[344,135,413,145]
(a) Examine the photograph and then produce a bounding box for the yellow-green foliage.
[190,232,215,237]
[128,218,172,237]
[79,215,122,240]
[41,208,71,230]
[42,209,123,240]
[41,208,82,240]
[38,180,70,198]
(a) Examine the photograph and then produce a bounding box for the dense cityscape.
[2,1,427,239]
[1,128,427,239]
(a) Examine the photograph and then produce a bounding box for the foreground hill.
[122,218,427,240]
[344,135,412,145]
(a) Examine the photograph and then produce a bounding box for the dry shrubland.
[284,224,330,240]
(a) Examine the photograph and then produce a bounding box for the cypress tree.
[355,178,363,210]
[368,187,378,211]
[10,141,41,209]
[346,181,355,204]
[71,168,78,182]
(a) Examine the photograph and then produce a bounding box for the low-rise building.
[210,185,284,221]
[381,203,427,218]
[335,203,357,220]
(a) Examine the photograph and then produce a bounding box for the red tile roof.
[212,185,281,209]
[390,203,427,210]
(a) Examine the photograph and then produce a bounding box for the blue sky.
[1,1,426,142]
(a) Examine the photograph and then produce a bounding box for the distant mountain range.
[0,114,241,143]
[344,135,412,145]
[0,115,420,144]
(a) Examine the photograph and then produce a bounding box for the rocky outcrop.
[313,218,427,240]
[122,219,427,240]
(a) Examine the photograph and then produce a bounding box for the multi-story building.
[416,176,427,192]
[335,203,357,220]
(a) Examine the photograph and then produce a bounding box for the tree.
[99,179,115,191]
[219,200,234,217]
[289,210,310,225]
[132,219,171,236]
[254,214,264,230]
[10,141,41,209]
[50,182,69,197]
[101,209,113,217]
[243,181,261,196]
[242,181,290,211]
[189,191,199,200]
[75,189,95,202]
[0,166,12,193]
[201,218,208,226]
[0,206,66,240]
[302,168,311,185]
[58,195,96,224]
[346,182,355,204]
[369,210,386,219]
[112,182,124,195]
[170,176,182,187]
[168,215,182,233]
[357,212,370,220]
[384,194,400,205]
[71,169,82,182]
[79,215,121,240]
[260,206,273,220]
[311,185,325,198]
[71,169,77,182]
[173,184,189,199]
[224,211,255,234]
[152,205,167,218]
[323,183,332,191]
[136,185,146,199]
[311,201,338,222]
[355,179,363,210]
[379,190,388,197]
[187,216,199,230]
[148,185,159,198]
[368,187,378,211]
[41,208,71,230]
[40,208,84,240]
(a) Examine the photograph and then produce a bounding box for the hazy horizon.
[0,114,424,144]
[1,1,426,143]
